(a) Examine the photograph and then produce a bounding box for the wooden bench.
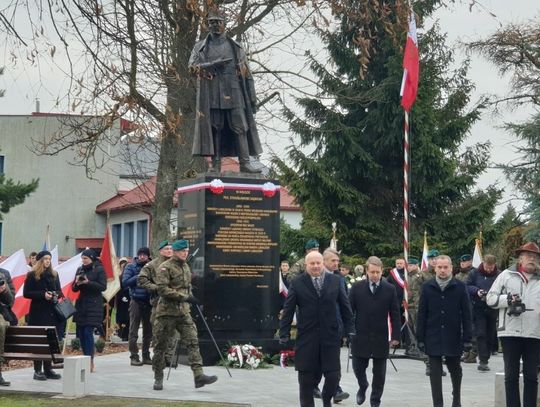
[4,326,63,364]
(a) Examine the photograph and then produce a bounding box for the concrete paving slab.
[0,349,504,406]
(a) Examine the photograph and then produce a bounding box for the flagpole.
[403,109,410,322]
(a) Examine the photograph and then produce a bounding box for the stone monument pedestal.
[176,174,282,365]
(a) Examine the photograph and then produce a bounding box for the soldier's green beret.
[408,256,419,265]
[427,249,439,258]
[158,240,171,250]
[172,239,189,251]
[459,254,473,262]
[305,239,319,250]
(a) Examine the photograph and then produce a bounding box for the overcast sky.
[1,1,538,218]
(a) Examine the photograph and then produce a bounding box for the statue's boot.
[239,159,261,173]
[209,156,221,173]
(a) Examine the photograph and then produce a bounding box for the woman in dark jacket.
[23,250,63,381]
[72,249,106,372]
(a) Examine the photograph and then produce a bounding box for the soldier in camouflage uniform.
[0,268,14,386]
[406,257,421,331]
[137,240,179,366]
[287,239,319,284]
[152,239,217,391]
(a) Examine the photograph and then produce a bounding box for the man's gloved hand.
[463,342,473,352]
[390,340,400,349]
[417,342,425,353]
[278,337,290,349]
[186,295,200,305]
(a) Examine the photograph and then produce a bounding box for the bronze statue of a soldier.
[189,9,262,174]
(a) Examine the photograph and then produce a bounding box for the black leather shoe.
[130,357,143,366]
[33,372,47,381]
[142,354,153,365]
[44,370,61,380]
[334,390,350,403]
[194,374,218,388]
[313,387,322,398]
[356,390,366,405]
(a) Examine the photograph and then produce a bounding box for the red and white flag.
[279,271,288,298]
[400,11,419,112]
[421,231,429,271]
[101,225,121,302]
[0,249,29,294]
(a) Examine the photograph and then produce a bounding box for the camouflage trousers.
[152,314,203,380]
[151,306,179,362]
[0,314,8,362]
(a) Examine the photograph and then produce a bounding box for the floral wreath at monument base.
[221,343,268,369]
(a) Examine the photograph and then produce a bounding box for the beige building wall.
[0,115,120,256]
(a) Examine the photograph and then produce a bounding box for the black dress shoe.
[356,390,366,405]
[33,372,47,381]
[45,370,61,380]
[313,387,322,398]
[334,390,350,403]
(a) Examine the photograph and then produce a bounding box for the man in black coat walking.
[280,251,353,407]
[349,256,401,407]
[417,255,472,407]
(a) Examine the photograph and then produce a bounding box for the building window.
[0,155,4,174]
[112,224,122,255]
[136,220,148,249]
[123,222,134,257]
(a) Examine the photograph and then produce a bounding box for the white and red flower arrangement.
[225,344,266,369]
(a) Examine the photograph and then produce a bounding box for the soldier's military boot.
[239,159,262,174]
[194,373,218,388]
[463,351,477,364]
[130,355,143,366]
[153,376,163,391]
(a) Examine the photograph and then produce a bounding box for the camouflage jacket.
[287,258,305,284]
[154,257,192,318]
[409,269,433,308]
[454,267,474,283]
[137,255,169,307]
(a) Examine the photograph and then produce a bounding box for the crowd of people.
[279,239,540,407]
[0,239,217,392]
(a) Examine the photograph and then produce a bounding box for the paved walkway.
[0,349,503,406]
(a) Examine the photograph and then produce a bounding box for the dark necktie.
[313,277,322,296]
[372,282,377,294]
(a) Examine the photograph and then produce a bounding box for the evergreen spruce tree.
[275,0,500,258]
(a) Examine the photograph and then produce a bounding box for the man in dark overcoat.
[349,256,401,407]
[417,255,472,407]
[189,9,262,173]
[279,251,353,407]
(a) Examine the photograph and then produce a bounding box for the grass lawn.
[0,392,248,407]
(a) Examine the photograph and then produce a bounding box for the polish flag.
[279,272,288,298]
[100,225,121,302]
[400,11,419,112]
[421,231,429,271]
[0,249,29,294]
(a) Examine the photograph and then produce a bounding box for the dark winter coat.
[417,278,472,357]
[122,258,151,303]
[189,34,262,157]
[279,272,353,373]
[23,269,62,326]
[72,262,107,327]
[465,264,499,310]
[349,279,401,358]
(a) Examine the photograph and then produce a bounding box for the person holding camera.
[417,255,472,407]
[23,250,63,381]
[487,242,540,407]
[72,249,106,373]
[465,254,499,372]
